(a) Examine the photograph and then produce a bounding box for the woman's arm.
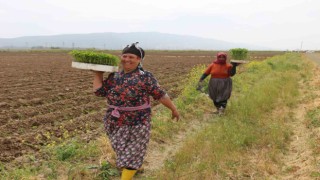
[93,71,104,91]
[199,73,209,82]
[159,94,180,121]
[199,63,212,82]
[229,63,237,76]
[144,72,179,120]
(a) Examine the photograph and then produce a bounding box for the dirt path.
[275,53,320,179]
[142,94,214,176]
[141,53,320,179]
[307,53,320,65]
[137,53,320,179]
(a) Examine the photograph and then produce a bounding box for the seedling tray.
[71,61,118,72]
[230,60,248,64]
[70,50,120,72]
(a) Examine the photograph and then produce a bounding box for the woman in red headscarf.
[198,52,238,115]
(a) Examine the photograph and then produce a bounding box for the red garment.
[204,63,233,78]
[213,52,227,64]
[205,52,232,78]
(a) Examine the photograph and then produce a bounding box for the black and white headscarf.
[122,42,145,71]
[122,42,145,59]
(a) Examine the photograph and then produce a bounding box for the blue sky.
[0,0,319,50]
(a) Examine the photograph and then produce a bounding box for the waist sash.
[108,102,151,118]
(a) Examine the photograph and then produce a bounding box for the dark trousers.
[214,100,228,109]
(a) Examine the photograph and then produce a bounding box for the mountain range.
[0,32,269,50]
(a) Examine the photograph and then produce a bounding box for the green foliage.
[1,52,312,180]
[229,48,248,60]
[0,162,4,172]
[0,138,101,179]
[151,64,211,142]
[311,171,320,177]
[70,50,120,66]
[306,107,320,128]
[0,166,38,180]
[154,53,310,179]
[55,143,78,161]
[175,65,210,107]
[98,161,119,180]
[52,140,99,162]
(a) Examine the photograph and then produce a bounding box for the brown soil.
[0,51,212,164]
[0,51,282,167]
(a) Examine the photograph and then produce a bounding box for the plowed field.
[0,50,283,164]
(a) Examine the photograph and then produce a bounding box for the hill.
[0,32,268,50]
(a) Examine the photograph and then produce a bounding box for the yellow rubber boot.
[121,168,137,180]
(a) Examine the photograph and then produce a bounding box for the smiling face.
[121,53,141,73]
[217,55,226,61]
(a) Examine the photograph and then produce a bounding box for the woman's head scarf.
[122,42,145,59]
[213,52,227,64]
[122,42,145,71]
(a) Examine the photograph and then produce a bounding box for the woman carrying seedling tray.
[93,42,179,180]
[197,52,238,115]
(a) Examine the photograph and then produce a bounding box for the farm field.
[0,50,284,167]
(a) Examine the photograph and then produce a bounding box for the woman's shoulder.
[206,63,214,68]
[137,70,159,82]
[226,63,233,68]
[138,69,154,77]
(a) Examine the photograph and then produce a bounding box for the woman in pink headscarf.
[198,52,238,115]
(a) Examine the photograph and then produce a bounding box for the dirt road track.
[307,53,320,65]
[274,53,320,179]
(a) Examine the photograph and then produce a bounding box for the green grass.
[0,139,102,180]
[1,52,313,179]
[148,53,311,179]
[70,50,120,66]
[311,171,320,177]
[306,107,320,128]
[230,48,248,60]
[306,107,320,159]
[150,65,211,142]
[97,161,120,180]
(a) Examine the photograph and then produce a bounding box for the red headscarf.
[213,52,227,64]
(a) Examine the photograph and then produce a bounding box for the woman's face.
[218,55,226,61]
[121,53,141,73]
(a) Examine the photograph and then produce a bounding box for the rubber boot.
[121,168,137,180]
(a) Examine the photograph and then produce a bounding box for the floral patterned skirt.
[104,117,151,169]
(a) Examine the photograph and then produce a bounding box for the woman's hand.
[171,109,180,121]
[196,81,203,91]
[159,95,180,121]
[231,62,239,67]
